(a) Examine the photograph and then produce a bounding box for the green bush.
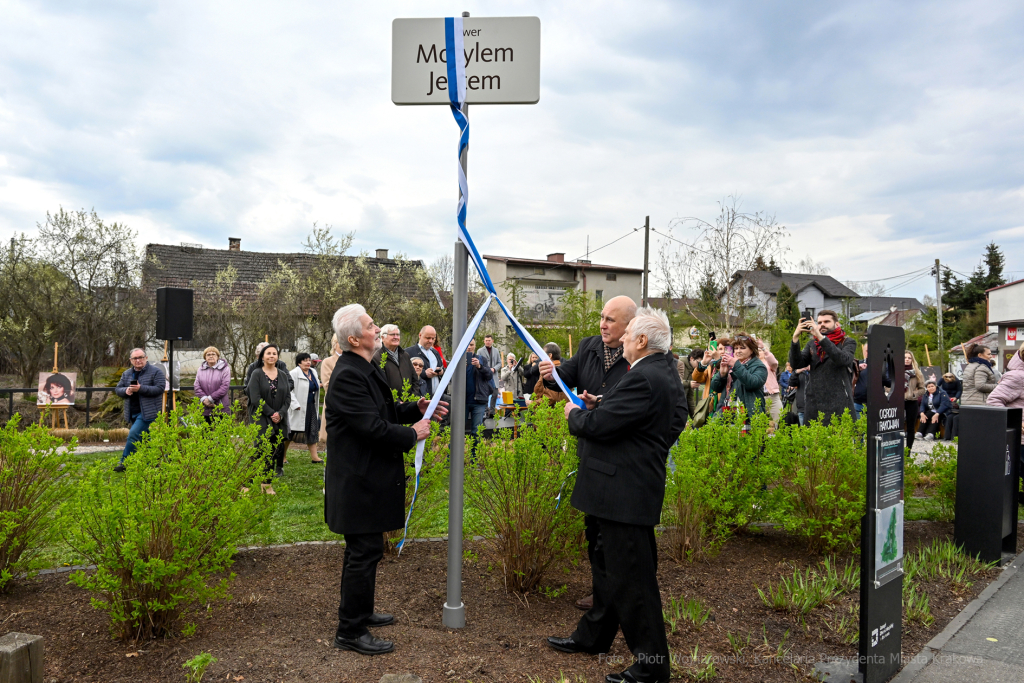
[771,411,865,553]
[0,416,74,591]
[386,421,451,550]
[465,400,584,593]
[62,402,276,640]
[662,410,779,562]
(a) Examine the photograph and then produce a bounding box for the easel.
[39,342,70,429]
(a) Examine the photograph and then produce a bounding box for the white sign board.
[392,17,540,105]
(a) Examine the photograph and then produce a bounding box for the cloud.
[0,0,1022,300]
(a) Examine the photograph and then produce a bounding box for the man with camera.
[113,348,166,472]
[789,310,858,426]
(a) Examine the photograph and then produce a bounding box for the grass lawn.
[43,444,453,568]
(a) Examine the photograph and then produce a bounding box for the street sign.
[392,17,541,105]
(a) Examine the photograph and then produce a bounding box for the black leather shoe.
[332,632,394,655]
[546,636,603,655]
[113,463,126,473]
[275,466,284,477]
[366,613,394,627]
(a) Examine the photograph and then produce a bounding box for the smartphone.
[130,380,139,387]
[708,331,718,351]
[802,310,813,321]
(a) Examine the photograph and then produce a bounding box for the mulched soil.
[3,522,1021,683]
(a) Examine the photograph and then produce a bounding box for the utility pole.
[642,215,650,307]
[442,10,471,631]
[934,258,944,356]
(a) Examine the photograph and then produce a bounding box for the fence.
[0,385,253,427]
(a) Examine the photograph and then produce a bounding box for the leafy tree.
[940,242,1005,341]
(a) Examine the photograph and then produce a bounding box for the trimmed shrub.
[465,400,584,593]
[770,411,865,553]
[662,410,779,562]
[914,441,957,522]
[0,416,74,591]
[62,402,276,640]
[385,422,451,550]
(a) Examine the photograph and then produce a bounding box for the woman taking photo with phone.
[245,343,292,494]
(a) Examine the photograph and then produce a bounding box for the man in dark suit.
[547,307,685,683]
[539,295,636,610]
[325,304,447,656]
[372,323,418,398]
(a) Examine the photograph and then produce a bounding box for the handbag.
[688,368,717,429]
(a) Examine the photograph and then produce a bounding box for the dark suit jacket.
[567,352,686,526]
[324,351,422,535]
[543,334,629,396]
[372,345,418,398]
[406,344,445,393]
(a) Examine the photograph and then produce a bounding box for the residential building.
[987,278,1024,373]
[484,252,642,323]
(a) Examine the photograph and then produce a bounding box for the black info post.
[954,406,1022,564]
[860,325,905,683]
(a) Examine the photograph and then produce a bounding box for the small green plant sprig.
[183,652,217,683]
[757,557,858,614]
[0,415,74,592]
[663,595,712,633]
[62,402,277,640]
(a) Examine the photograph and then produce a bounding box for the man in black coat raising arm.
[324,303,447,656]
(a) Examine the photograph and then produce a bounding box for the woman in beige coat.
[962,344,999,406]
[904,350,925,451]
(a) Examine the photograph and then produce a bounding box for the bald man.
[406,325,445,395]
[539,295,637,610]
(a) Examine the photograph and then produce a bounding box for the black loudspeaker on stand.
[156,287,194,341]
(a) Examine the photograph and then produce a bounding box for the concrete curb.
[890,548,1024,683]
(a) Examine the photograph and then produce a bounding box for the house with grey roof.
[720,270,860,324]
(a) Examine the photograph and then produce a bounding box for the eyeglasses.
[130,356,146,360]
[734,335,751,342]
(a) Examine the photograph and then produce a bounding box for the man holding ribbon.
[538,295,636,611]
[546,307,683,683]
[325,304,447,655]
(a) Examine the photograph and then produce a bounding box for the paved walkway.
[894,549,1024,683]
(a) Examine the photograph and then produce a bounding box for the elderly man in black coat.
[325,303,447,656]
[547,307,685,683]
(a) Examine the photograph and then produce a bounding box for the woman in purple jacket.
[194,346,231,420]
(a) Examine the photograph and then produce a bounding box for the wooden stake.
[925,344,932,366]
[265,334,269,343]
[52,342,59,373]
[568,334,573,358]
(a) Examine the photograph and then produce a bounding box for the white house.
[720,270,860,323]
[987,278,1024,373]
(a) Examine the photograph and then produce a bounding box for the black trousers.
[572,515,670,682]
[944,413,959,441]
[905,400,919,451]
[920,410,945,437]
[337,532,384,639]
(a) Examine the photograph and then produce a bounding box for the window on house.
[595,290,604,301]
[534,268,544,275]
[747,285,755,296]
[606,273,617,281]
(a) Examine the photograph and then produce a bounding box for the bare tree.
[795,254,830,275]
[656,197,789,333]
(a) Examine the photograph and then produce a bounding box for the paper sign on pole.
[392,17,541,105]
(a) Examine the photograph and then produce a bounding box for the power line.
[570,226,642,263]
[843,267,932,284]
[649,227,717,256]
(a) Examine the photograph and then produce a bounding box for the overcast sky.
[1,0,1022,302]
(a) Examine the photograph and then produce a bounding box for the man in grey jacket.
[113,348,166,472]
[789,310,857,426]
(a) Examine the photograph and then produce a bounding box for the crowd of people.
[101,294,1024,683]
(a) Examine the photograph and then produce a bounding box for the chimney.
[547,252,565,263]
[228,237,241,251]
[375,248,389,260]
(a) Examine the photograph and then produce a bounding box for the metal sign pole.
[443,95,470,629]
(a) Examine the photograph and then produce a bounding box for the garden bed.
[4,521,1019,683]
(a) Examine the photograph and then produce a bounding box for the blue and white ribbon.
[397,292,495,553]
[443,16,581,407]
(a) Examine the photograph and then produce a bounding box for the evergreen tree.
[697,269,720,313]
[880,507,899,563]
[775,282,800,327]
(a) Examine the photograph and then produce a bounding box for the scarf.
[969,356,993,369]
[603,344,624,371]
[815,325,847,362]
[385,347,399,366]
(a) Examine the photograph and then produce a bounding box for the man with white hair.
[324,304,447,656]
[372,324,418,398]
[546,307,684,683]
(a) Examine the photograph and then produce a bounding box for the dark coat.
[244,359,292,390]
[677,356,698,416]
[372,345,419,399]
[465,353,494,404]
[919,389,953,416]
[543,334,629,396]
[789,336,858,426]
[567,352,686,527]
[406,344,445,394]
[114,362,166,422]
[245,366,293,441]
[324,351,422,535]
[522,361,540,397]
